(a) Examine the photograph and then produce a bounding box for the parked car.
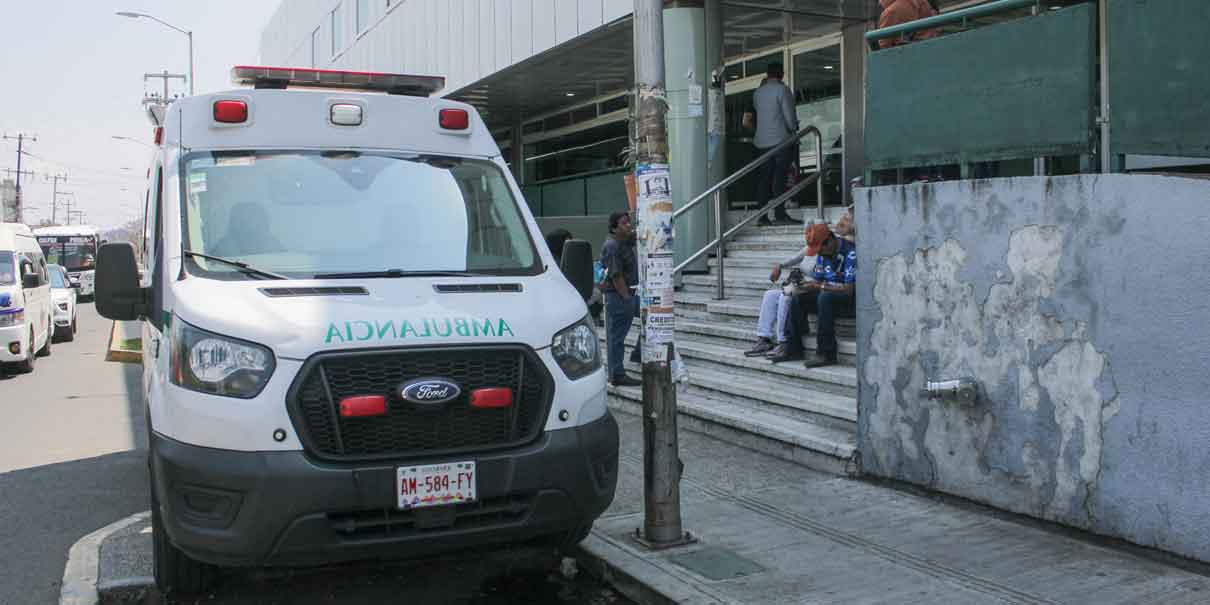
[0,222,54,373]
[49,264,78,342]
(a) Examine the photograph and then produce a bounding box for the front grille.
[290,347,551,461]
[327,494,533,539]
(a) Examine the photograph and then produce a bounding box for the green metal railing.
[864,1,1097,176]
[865,0,1041,49]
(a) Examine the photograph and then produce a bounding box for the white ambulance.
[95,66,617,594]
[1,222,54,373]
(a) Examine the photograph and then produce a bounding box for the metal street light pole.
[631,0,691,550]
[116,11,195,96]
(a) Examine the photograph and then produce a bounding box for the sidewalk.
[579,410,1210,605]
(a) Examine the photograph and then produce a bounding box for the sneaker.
[744,338,774,357]
[766,344,802,363]
[610,375,642,387]
[804,353,837,368]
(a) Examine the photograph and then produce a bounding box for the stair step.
[625,317,857,361]
[673,291,856,333]
[610,330,857,391]
[616,354,856,427]
[607,385,856,475]
[708,255,788,269]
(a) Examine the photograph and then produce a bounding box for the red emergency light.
[340,395,387,417]
[469,387,513,409]
[213,100,249,123]
[231,65,445,97]
[439,108,469,131]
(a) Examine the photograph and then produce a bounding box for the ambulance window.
[180,151,541,280]
[0,253,14,286]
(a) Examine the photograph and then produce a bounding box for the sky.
[0,0,282,230]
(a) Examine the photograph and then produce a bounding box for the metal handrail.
[865,0,1041,50]
[671,125,824,300]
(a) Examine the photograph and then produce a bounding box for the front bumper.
[151,412,619,567]
[0,323,27,362]
[53,307,71,327]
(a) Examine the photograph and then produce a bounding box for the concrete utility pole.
[3,133,37,223]
[46,173,67,224]
[144,70,187,106]
[632,0,691,549]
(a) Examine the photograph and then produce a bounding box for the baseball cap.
[805,223,833,256]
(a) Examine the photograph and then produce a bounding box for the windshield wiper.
[313,269,479,279]
[184,251,289,280]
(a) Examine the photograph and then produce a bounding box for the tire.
[549,523,593,551]
[15,328,35,373]
[37,320,51,357]
[152,482,213,595]
[63,317,76,343]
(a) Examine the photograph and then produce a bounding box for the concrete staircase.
[603,222,860,476]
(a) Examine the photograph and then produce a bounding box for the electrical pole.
[3,133,37,223]
[46,173,67,224]
[144,70,186,106]
[632,0,691,550]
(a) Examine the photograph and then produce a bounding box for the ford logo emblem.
[400,378,462,406]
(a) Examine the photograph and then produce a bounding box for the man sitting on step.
[769,223,856,368]
[745,222,821,357]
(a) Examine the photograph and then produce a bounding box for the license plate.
[397,461,476,509]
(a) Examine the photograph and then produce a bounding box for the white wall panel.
[577,0,603,34]
[474,0,488,79]
[494,1,511,73]
[602,0,632,23]
[511,0,534,64]
[260,0,630,96]
[532,0,556,54]
[555,0,578,44]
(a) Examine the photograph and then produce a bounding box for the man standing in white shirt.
[751,63,799,225]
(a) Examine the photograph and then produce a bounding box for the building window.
[331,4,343,56]
[310,27,320,67]
[357,0,370,33]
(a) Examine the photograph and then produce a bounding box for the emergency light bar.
[231,66,445,97]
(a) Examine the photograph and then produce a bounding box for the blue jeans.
[604,290,638,378]
[785,290,855,359]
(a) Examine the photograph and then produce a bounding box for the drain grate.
[668,547,766,581]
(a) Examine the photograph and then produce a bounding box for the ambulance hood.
[169,271,587,359]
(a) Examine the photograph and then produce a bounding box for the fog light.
[8,342,19,355]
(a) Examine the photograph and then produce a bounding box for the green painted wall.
[1109,0,1210,158]
[865,4,1096,169]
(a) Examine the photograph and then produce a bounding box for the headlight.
[551,316,601,380]
[0,309,24,327]
[57,303,69,311]
[171,317,275,398]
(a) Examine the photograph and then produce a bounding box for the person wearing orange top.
[877,0,941,49]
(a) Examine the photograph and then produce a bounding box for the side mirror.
[22,273,39,289]
[560,239,595,303]
[96,243,146,321]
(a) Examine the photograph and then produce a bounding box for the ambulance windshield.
[181,151,540,279]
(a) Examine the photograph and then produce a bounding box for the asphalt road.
[0,305,627,605]
[0,303,149,605]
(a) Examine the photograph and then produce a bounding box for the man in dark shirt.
[601,211,641,387]
[769,224,857,367]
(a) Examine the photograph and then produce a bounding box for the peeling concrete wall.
[854,175,1210,562]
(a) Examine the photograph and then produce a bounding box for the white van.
[1,223,54,372]
[95,66,617,594]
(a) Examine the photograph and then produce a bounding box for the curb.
[105,321,141,364]
[60,511,151,605]
[572,531,732,605]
